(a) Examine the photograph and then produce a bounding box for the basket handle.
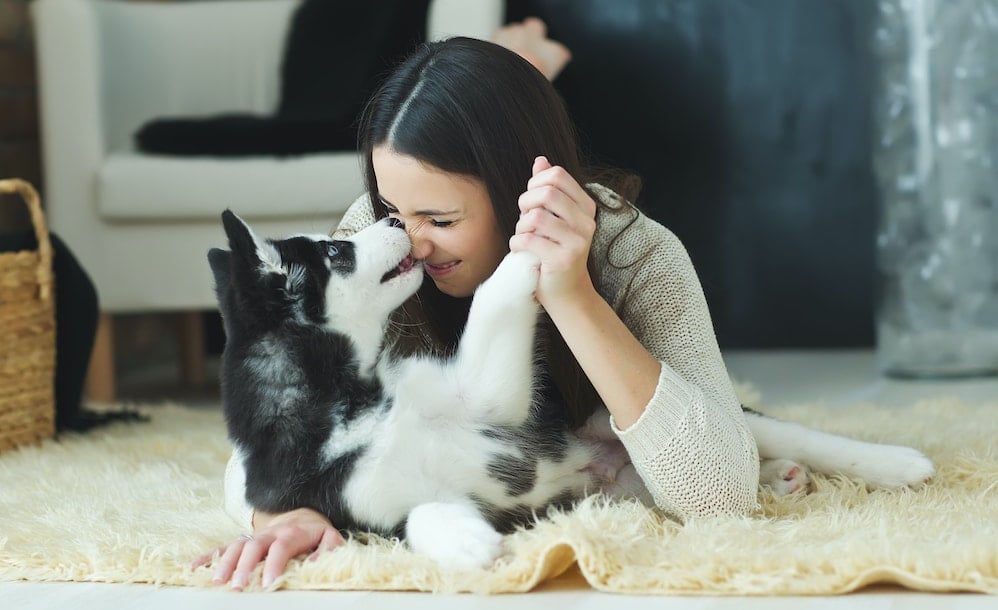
[0,178,54,303]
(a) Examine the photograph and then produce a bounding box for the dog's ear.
[207,247,236,336]
[222,209,259,261]
[221,209,281,272]
[207,248,232,298]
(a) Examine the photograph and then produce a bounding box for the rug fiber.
[0,397,995,594]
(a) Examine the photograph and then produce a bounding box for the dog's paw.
[406,502,504,570]
[855,445,936,488]
[478,250,540,304]
[759,458,811,496]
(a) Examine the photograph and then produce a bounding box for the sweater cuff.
[610,361,703,460]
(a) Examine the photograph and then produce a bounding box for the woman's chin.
[434,281,474,299]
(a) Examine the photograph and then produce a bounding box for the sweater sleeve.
[604,215,759,522]
[331,193,377,239]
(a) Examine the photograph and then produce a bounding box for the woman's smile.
[424,260,461,276]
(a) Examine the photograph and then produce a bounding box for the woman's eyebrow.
[379,196,458,216]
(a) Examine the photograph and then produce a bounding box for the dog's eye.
[326,243,339,258]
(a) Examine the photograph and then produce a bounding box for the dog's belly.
[341,423,494,528]
[339,406,593,531]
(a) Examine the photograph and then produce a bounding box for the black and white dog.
[208,211,935,568]
[208,211,593,569]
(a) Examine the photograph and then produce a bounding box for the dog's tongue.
[381,255,416,283]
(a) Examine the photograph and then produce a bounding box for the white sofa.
[31,0,502,400]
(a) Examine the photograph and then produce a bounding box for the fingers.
[191,546,220,569]
[307,527,346,562]
[210,537,249,587]
[522,156,596,221]
[515,156,596,264]
[260,536,297,589]
[532,154,552,177]
[230,536,269,591]
[197,508,345,592]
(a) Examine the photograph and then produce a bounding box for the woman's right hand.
[193,507,345,591]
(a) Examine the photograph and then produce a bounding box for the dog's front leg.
[453,251,541,424]
[405,500,504,570]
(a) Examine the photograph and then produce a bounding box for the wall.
[0,0,38,231]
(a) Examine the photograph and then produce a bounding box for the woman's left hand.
[509,156,598,307]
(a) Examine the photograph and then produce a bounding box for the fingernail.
[212,570,224,583]
[231,573,247,589]
[262,574,274,588]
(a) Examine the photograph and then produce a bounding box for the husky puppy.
[208,211,592,569]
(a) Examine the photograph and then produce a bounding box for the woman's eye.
[430,219,453,228]
[326,243,339,257]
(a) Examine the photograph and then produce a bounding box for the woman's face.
[372,146,508,298]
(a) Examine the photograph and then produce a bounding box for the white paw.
[853,445,936,488]
[477,250,540,303]
[406,502,504,570]
[760,458,811,496]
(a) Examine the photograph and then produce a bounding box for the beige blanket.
[0,397,995,594]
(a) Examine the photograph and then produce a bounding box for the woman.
[203,33,759,591]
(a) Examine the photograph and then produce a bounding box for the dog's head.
[208,210,422,340]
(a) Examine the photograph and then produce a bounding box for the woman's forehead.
[373,148,488,213]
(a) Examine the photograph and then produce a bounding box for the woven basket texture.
[0,178,56,452]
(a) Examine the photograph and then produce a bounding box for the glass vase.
[872,0,998,377]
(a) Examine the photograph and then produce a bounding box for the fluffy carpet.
[0,395,996,595]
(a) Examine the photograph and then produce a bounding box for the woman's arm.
[511,160,759,520]
[511,157,656,428]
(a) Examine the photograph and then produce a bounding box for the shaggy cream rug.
[0,396,996,595]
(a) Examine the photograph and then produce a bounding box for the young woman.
[202,33,759,591]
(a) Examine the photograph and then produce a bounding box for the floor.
[3,347,997,608]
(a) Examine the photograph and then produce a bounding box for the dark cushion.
[508,0,877,348]
[135,0,430,156]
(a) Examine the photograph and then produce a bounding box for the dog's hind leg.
[406,500,504,569]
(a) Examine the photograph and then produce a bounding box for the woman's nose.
[409,230,432,260]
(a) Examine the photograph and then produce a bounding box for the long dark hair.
[357,37,637,428]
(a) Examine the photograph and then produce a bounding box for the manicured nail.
[262,574,274,588]
[212,570,224,583]
[231,573,247,589]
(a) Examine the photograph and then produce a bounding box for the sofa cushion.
[97,152,364,221]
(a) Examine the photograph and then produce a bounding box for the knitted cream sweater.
[223,185,760,527]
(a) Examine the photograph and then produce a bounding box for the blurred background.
[3,0,995,405]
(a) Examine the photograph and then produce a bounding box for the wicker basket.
[0,178,56,452]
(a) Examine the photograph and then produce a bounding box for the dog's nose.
[387,217,404,230]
